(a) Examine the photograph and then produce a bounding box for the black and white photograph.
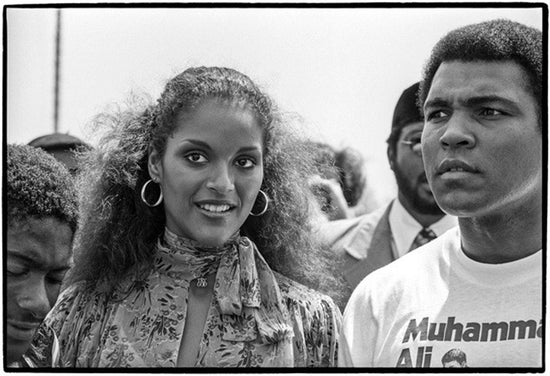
[3,3,544,370]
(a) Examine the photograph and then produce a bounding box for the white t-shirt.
[340,227,542,368]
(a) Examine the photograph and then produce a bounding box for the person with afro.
[5,144,78,367]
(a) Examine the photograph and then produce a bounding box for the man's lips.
[6,319,42,341]
[436,159,478,175]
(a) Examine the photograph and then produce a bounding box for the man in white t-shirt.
[340,19,543,368]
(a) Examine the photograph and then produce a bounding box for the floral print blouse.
[26,233,342,368]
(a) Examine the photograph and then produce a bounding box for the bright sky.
[6,6,543,205]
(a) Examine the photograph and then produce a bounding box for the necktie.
[409,227,437,252]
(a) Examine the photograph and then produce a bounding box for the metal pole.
[53,9,62,133]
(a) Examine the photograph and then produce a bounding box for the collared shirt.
[388,199,457,259]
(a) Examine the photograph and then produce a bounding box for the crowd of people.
[5,18,542,368]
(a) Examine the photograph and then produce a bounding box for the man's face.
[422,61,542,218]
[391,122,443,216]
[443,360,466,368]
[6,217,73,364]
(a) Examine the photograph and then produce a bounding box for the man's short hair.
[418,19,542,127]
[441,348,467,366]
[7,144,78,232]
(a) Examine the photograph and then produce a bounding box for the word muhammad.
[396,316,542,367]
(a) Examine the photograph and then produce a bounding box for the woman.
[6,144,78,367]
[27,67,343,367]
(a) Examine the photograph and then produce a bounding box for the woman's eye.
[185,153,207,164]
[236,158,256,169]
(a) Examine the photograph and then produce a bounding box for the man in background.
[6,145,78,367]
[320,82,456,301]
[28,132,91,176]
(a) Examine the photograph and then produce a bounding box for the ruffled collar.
[155,227,239,279]
[155,228,293,344]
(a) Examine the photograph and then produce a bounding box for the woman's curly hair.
[67,67,347,307]
[7,144,78,232]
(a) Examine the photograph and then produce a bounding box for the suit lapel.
[344,203,395,289]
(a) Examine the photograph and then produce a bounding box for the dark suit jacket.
[321,202,395,291]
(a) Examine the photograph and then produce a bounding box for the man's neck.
[409,211,446,228]
[458,202,542,264]
[398,198,445,228]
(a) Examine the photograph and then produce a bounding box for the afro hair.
[7,144,78,232]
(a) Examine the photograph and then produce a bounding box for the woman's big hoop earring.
[141,179,163,207]
[250,190,269,216]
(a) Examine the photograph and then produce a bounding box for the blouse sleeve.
[277,274,343,367]
[25,282,108,367]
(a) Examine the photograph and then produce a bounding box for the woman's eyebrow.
[237,146,262,153]
[181,139,211,150]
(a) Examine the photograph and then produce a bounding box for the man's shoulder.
[320,204,391,256]
[353,204,389,231]
[353,229,458,297]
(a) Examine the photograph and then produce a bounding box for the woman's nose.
[206,164,235,193]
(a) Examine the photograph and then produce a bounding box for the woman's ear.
[148,145,162,183]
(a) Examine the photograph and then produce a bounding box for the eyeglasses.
[400,138,422,156]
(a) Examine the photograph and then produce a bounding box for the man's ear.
[387,146,396,171]
[148,146,162,183]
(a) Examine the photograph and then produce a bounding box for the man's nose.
[16,277,51,320]
[439,113,476,149]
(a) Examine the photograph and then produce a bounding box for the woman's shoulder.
[274,271,342,326]
[274,271,338,310]
[56,280,108,307]
[274,272,342,367]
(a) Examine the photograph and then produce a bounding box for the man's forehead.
[427,60,531,100]
[7,243,72,270]
[7,219,73,268]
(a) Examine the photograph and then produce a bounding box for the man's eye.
[185,153,207,163]
[480,108,505,117]
[236,158,256,169]
[7,267,28,278]
[46,275,65,285]
[427,110,448,121]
